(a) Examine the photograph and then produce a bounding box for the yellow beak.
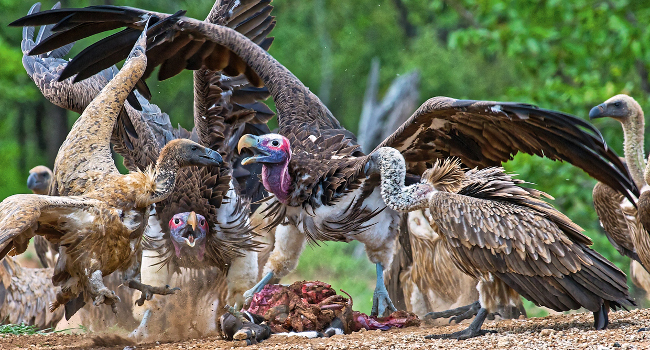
[237,134,259,165]
[237,134,257,154]
[187,211,197,231]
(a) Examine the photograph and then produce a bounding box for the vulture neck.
[372,147,434,212]
[262,159,292,204]
[620,106,646,188]
[147,154,184,205]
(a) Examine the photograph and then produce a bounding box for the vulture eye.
[271,140,280,147]
[614,101,622,107]
[200,219,206,227]
[174,218,181,225]
[191,145,198,151]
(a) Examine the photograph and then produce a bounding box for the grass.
[0,323,87,336]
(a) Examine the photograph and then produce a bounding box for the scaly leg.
[88,270,120,313]
[371,263,397,317]
[127,278,180,306]
[244,224,306,307]
[424,301,480,324]
[242,271,274,307]
[425,307,496,340]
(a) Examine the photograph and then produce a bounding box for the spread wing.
[593,181,641,262]
[11,4,347,141]
[375,96,639,204]
[428,168,632,312]
[0,194,101,260]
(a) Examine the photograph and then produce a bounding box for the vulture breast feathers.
[18,1,276,271]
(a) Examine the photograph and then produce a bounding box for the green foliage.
[0,0,648,319]
[0,323,46,335]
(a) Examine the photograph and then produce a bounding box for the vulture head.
[168,211,208,261]
[161,139,224,167]
[237,134,292,203]
[27,165,52,195]
[589,94,642,122]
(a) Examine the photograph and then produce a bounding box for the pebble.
[540,329,555,336]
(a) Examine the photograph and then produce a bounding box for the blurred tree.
[1,0,648,310]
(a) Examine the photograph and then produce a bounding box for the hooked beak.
[26,172,39,190]
[187,211,197,231]
[589,103,607,119]
[199,148,224,167]
[237,134,267,165]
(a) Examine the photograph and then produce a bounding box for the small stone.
[613,342,621,347]
[540,329,554,336]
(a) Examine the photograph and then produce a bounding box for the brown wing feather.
[593,181,640,262]
[375,97,637,204]
[429,168,633,312]
[0,194,101,260]
[0,257,63,329]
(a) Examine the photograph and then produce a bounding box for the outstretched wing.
[11,4,346,140]
[0,194,101,260]
[428,168,632,312]
[375,96,638,204]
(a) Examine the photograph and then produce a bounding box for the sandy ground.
[3,308,650,350]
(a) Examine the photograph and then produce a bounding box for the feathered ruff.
[421,158,465,193]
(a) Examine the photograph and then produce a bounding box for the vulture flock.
[1,0,649,343]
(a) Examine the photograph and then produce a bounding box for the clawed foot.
[425,301,480,324]
[127,279,180,306]
[425,328,496,340]
[93,288,121,313]
[371,288,397,317]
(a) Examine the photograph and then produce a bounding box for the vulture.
[27,165,53,195]
[12,5,639,327]
[357,66,524,319]
[18,0,275,339]
[367,150,633,338]
[0,26,225,318]
[588,94,650,297]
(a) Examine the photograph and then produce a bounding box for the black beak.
[589,103,606,119]
[201,148,223,167]
[26,172,39,190]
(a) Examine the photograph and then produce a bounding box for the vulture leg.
[425,307,496,340]
[424,301,481,324]
[371,263,397,317]
[130,308,152,341]
[227,250,259,310]
[243,271,274,306]
[89,270,120,314]
[127,279,181,306]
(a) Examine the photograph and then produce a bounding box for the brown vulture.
[18,0,274,339]
[12,5,639,338]
[588,94,650,300]
[0,26,225,319]
[27,165,53,195]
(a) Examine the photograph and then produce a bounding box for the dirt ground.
[3,308,650,350]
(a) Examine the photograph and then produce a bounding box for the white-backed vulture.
[27,165,53,195]
[0,26,225,320]
[588,95,650,297]
[12,6,638,332]
[368,151,633,338]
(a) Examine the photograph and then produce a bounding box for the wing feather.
[0,194,101,259]
[376,97,638,204]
